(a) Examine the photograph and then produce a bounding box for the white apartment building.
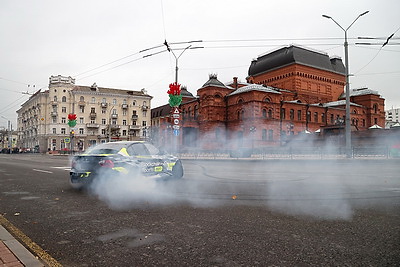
[17,75,152,153]
[385,107,400,128]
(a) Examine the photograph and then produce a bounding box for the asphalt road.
[0,154,399,266]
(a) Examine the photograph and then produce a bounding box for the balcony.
[86,123,99,128]
[110,124,121,130]
[51,111,58,117]
[129,125,140,130]
[132,114,138,120]
[142,105,148,110]
[111,113,118,119]
[101,103,108,108]
[90,112,96,118]
[122,104,128,109]
[78,101,85,106]
[51,101,58,106]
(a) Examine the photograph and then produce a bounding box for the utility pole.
[323,11,369,158]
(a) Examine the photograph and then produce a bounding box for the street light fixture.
[322,11,369,158]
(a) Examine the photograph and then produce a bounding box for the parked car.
[70,141,183,189]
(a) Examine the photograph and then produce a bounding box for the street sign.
[173,129,180,136]
[172,114,180,118]
[173,107,179,114]
[64,137,71,144]
[172,125,180,130]
[173,118,179,125]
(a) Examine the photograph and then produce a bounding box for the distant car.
[70,141,183,189]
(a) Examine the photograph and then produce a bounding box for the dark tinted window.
[127,143,149,155]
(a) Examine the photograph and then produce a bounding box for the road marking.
[0,214,62,267]
[51,167,71,171]
[32,169,53,174]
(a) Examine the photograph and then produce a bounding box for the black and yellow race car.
[70,141,183,189]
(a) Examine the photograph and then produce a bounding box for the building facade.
[151,45,386,151]
[385,107,400,128]
[17,75,152,153]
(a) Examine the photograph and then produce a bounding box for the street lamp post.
[323,11,369,158]
[1,115,12,154]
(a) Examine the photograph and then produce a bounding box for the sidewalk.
[0,225,44,267]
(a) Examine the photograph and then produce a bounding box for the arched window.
[133,100,136,106]
[53,96,57,102]
[238,98,243,104]
[290,109,294,120]
[264,97,271,103]
[268,109,273,119]
[80,96,84,102]
[123,99,127,104]
[62,96,66,102]
[113,99,117,105]
[262,109,267,118]
[194,105,198,119]
[373,104,378,113]
[91,97,96,104]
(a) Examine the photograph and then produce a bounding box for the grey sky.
[0,0,399,129]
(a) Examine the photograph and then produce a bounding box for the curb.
[0,225,44,267]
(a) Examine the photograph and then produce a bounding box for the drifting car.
[70,141,183,189]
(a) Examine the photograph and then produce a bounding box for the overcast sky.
[1,0,399,129]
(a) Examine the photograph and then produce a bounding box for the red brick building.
[151,45,385,151]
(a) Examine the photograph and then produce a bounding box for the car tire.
[172,160,183,179]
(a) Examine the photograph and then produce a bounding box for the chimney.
[233,77,238,89]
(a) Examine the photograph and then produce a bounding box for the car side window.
[127,143,150,156]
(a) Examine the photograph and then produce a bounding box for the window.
[91,107,95,113]
[80,96,84,102]
[90,119,95,124]
[91,97,96,104]
[297,110,302,121]
[102,98,106,104]
[112,109,117,115]
[79,106,84,113]
[194,105,198,119]
[321,113,325,123]
[290,109,294,120]
[112,119,117,125]
[262,129,267,140]
[123,109,127,116]
[143,101,147,107]
[62,107,67,113]
[52,117,57,123]
[102,119,106,125]
[101,129,106,135]
[268,130,273,141]
[123,120,127,126]
[123,99,127,104]
[61,117,66,124]
[79,117,84,124]
[102,108,106,114]
[374,118,378,124]
[280,108,286,120]
[61,128,66,134]
[62,96,67,102]
[262,109,267,118]
[54,96,57,102]
[79,128,84,134]
[52,128,56,134]
[268,109,273,119]
[314,112,318,123]
[133,100,136,106]
[330,114,334,124]
[122,130,127,136]
[142,121,147,126]
[143,110,147,117]
[307,111,311,122]
[113,99,117,105]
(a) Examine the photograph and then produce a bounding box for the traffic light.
[68,113,77,127]
[70,130,75,138]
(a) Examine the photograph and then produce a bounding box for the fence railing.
[177,146,399,160]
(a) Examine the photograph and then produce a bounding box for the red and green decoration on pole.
[167,82,182,107]
[67,113,77,127]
